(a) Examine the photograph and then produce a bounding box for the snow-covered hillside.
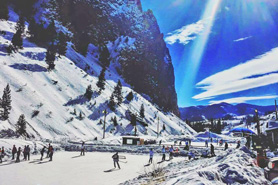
[0,16,195,141]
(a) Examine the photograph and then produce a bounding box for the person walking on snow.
[162,145,166,161]
[211,144,215,157]
[15,147,21,163]
[12,145,17,160]
[46,143,51,158]
[169,145,174,160]
[112,152,120,169]
[26,145,30,160]
[80,142,85,156]
[23,146,27,161]
[49,145,54,161]
[40,146,46,161]
[236,141,240,149]
[224,142,228,151]
[149,148,154,164]
[0,147,2,163]
[205,140,208,147]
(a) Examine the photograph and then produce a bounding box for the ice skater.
[149,148,154,164]
[112,152,120,169]
[46,143,51,158]
[15,147,21,163]
[236,141,240,149]
[12,145,17,160]
[0,147,2,163]
[26,145,30,160]
[49,145,54,161]
[40,146,46,160]
[169,145,174,160]
[162,145,166,161]
[211,144,215,157]
[80,142,85,156]
[224,142,228,151]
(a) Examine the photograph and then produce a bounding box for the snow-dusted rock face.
[31,0,179,116]
[0,10,195,141]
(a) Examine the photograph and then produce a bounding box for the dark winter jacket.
[112,153,119,162]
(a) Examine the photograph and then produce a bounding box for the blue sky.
[141,0,278,107]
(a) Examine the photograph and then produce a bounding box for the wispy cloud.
[209,95,278,105]
[193,47,278,100]
[165,19,210,45]
[233,36,252,42]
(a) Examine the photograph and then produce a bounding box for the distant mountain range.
[179,103,276,121]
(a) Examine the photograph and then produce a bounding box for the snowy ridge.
[0,18,195,141]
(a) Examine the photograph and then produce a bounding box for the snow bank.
[122,147,271,185]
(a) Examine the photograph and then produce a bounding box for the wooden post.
[103,109,107,139]
[157,117,160,138]
[255,109,260,135]
[275,100,277,120]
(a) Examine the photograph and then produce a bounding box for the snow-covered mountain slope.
[0,19,195,141]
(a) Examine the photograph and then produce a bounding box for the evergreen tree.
[0,0,9,20]
[47,20,57,42]
[126,91,134,102]
[11,29,23,50]
[16,114,27,136]
[1,84,12,120]
[112,116,118,127]
[11,16,25,51]
[163,124,166,130]
[15,16,25,33]
[45,43,56,71]
[112,80,123,105]
[140,104,145,118]
[216,119,222,134]
[96,68,106,93]
[57,32,68,57]
[99,45,110,67]
[108,94,116,111]
[76,32,90,56]
[84,85,93,100]
[130,113,137,126]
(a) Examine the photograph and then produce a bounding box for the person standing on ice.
[149,148,154,164]
[49,145,54,161]
[26,145,31,160]
[12,145,17,160]
[112,152,120,169]
[210,144,215,157]
[0,147,2,163]
[40,146,46,160]
[23,146,27,160]
[80,142,85,156]
[162,145,166,161]
[46,143,51,158]
[15,147,21,163]
[169,145,174,160]
[224,142,228,150]
[236,141,240,149]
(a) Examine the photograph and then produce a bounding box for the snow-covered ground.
[123,147,271,185]
[0,151,184,185]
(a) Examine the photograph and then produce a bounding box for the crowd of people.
[0,144,54,163]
